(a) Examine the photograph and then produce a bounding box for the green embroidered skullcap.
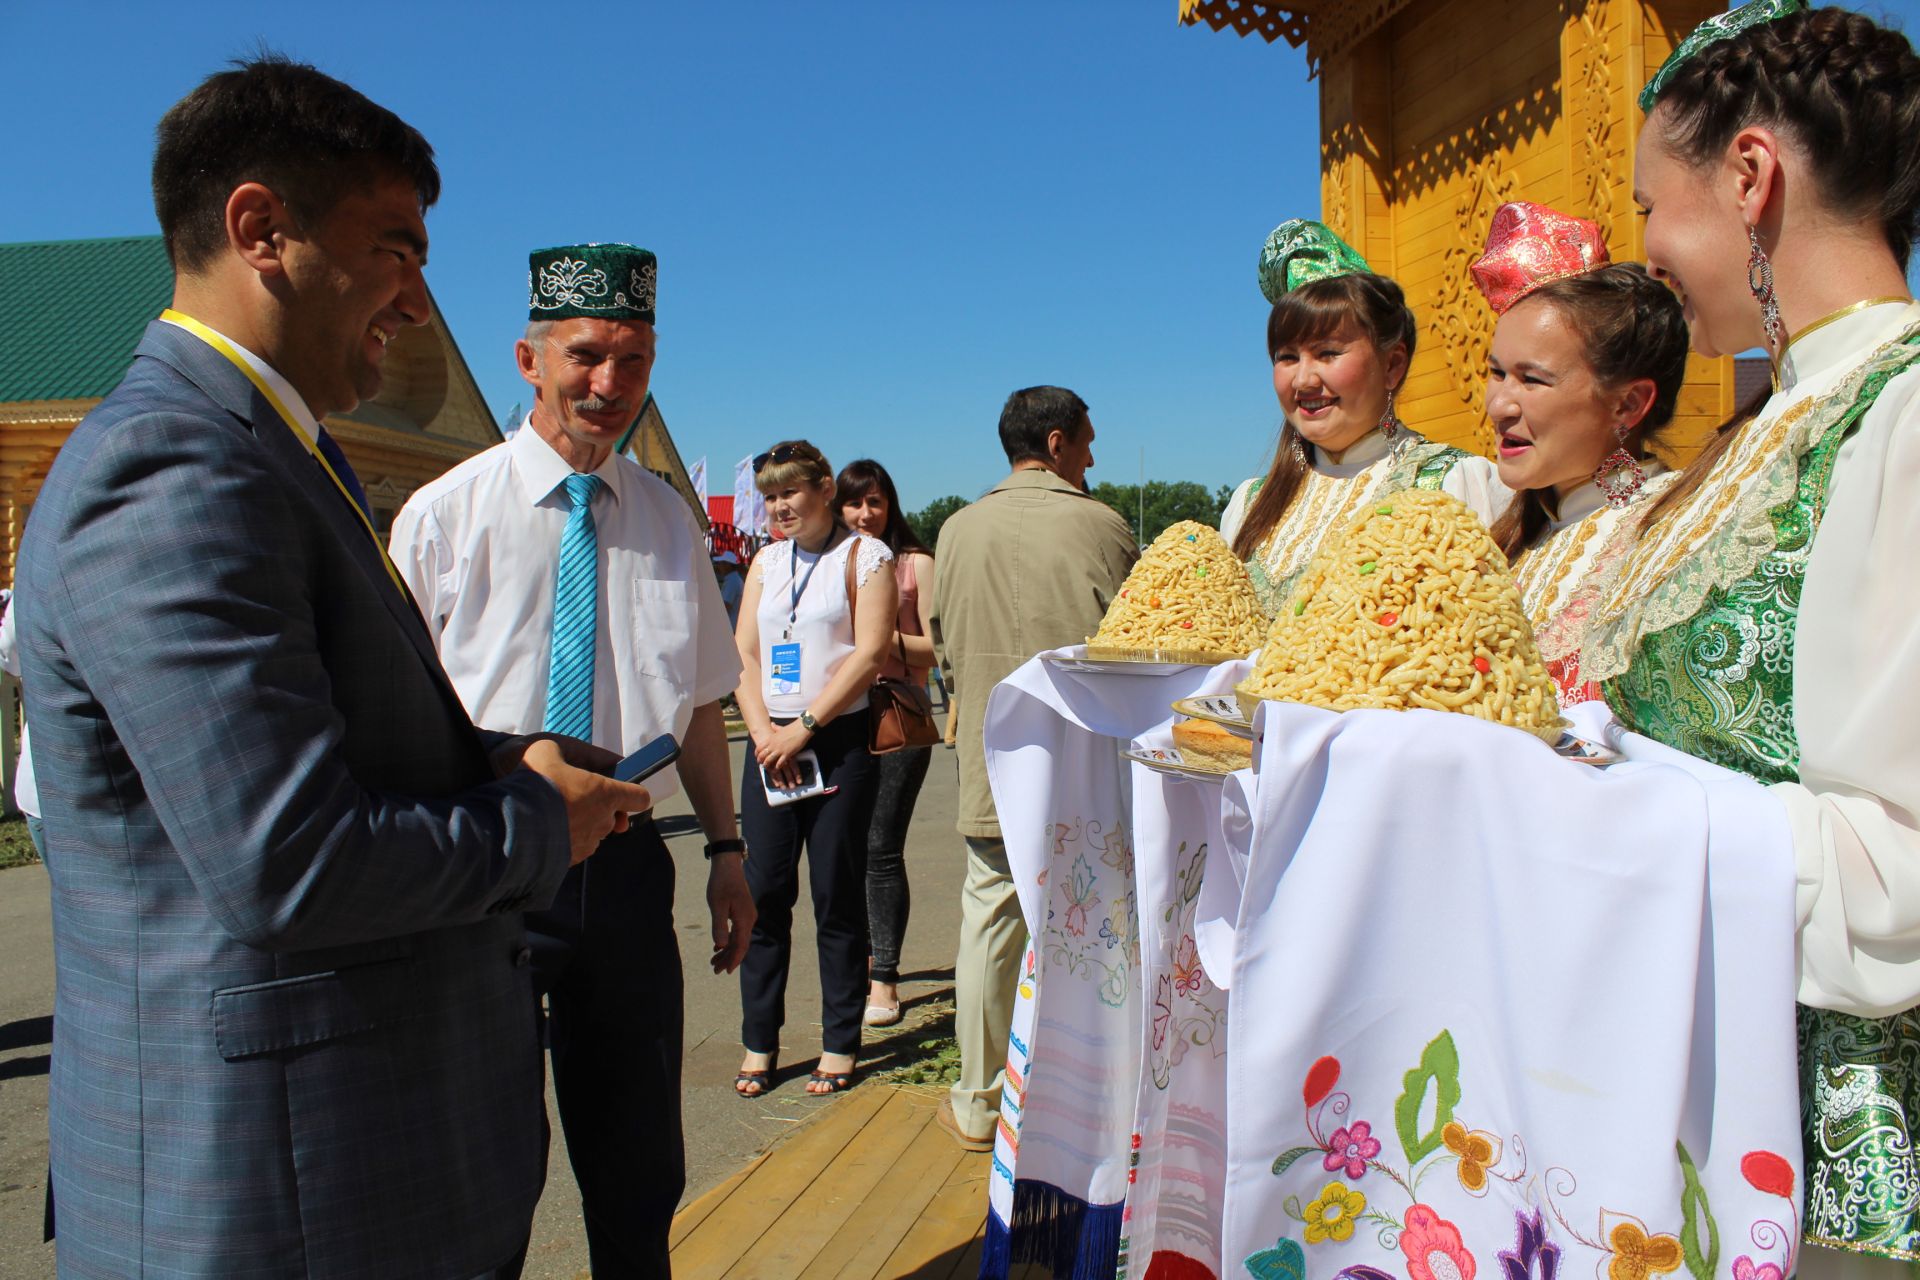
[1259,220,1372,305]
[527,243,658,323]
[1639,0,1811,112]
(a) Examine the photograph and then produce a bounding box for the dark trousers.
[865,744,930,984]
[522,819,684,1280]
[739,713,879,1056]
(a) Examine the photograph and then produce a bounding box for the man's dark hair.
[997,386,1090,467]
[152,53,440,272]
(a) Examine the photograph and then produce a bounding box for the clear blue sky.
[4,2,1916,515]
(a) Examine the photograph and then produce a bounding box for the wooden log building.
[1179,0,1736,460]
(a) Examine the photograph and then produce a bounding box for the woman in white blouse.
[1588,4,1920,1271]
[733,440,899,1097]
[1468,202,1690,705]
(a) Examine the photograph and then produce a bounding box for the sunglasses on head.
[753,445,806,474]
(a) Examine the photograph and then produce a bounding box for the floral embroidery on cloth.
[1244,1035,1801,1280]
[1041,817,1137,1009]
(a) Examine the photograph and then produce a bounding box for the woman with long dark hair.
[1469,202,1691,704]
[836,459,936,1027]
[1220,220,1509,614]
[1582,5,1920,1271]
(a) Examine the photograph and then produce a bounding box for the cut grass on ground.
[0,814,38,870]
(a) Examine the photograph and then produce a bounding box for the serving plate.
[1043,645,1216,676]
[1122,745,1236,781]
[1170,695,1256,738]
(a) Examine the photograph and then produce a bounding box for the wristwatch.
[799,710,820,733]
[704,838,747,860]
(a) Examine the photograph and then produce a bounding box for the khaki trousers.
[949,835,1027,1138]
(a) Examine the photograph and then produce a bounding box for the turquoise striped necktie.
[544,472,604,739]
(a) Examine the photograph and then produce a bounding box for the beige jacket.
[930,468,1138,837]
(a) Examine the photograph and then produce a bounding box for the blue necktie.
[544,473,604,739]
[314,425,372,522]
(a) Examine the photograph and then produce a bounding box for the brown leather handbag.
[845,543,941,755]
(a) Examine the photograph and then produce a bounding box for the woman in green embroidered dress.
[1589,4,1920,1273]
[1219,220,1509,616]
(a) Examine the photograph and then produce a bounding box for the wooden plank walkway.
[669,1085,1049,1280]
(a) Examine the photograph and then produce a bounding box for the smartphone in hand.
[614,733,680,784]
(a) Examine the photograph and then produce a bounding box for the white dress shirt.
[390,419,741,803]
[0,596,37,818]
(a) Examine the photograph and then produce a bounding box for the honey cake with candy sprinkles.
[1088,520,1267,662]
[1238,490,1564,741]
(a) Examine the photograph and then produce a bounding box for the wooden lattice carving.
[1178,0,1308,45]
[1431,158,1518,445]
[1573,0,1619,248]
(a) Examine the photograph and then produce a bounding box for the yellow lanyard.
[160,309,410,599]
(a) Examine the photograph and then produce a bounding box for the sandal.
[735,1053,777,1098]
[807,1069,856,1094]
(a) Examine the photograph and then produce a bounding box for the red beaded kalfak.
[1469,201,1610,315]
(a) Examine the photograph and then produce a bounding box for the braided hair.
[1644,6,1920,526]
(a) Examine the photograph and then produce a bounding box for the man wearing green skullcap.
[391,243,754,1278]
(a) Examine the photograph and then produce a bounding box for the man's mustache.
[573,396,631,416]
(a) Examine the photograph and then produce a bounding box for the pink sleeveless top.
[881,552,929,683]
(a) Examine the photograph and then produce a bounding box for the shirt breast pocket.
[631,578,699,682]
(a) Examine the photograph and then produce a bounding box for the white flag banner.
[688,456,708,508]
[734,456,757,534]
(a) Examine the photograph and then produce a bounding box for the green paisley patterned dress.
[1604,320,1920,1265]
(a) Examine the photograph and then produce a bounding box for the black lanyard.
[785,532,841,639]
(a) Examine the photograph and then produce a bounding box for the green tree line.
[907,480,1237,550]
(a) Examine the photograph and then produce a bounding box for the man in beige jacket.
[929,385,1138,1149]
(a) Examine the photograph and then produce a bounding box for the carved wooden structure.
[1181,0,1734,458]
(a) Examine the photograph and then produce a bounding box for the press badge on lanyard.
[769,641,802,696]
[770,537,834,699]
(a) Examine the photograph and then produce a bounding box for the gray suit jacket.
[17,322,574,1278]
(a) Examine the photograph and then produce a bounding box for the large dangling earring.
[1287,426,1309,466]
[1747,223,1785,355]
[1379,387,1401,441]
[1592,422,1646,510]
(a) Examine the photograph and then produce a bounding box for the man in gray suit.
[16,57,649,1278]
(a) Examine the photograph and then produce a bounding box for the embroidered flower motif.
[1400,1203,1477,1280]
[1730,1257,1782,1280]
[1063,853,1100,937]
[1442,1121,1497,1191]
[1304,1181,1368,1245]
[534,256,611,309]
[1497,1208,1560,1280]
[1740,1150,1795,1199]
[1246,1236,1307,1280]
[1171,933,1205,996]
[1322,1121,1382,1179]
[1605,1222,1683,1280]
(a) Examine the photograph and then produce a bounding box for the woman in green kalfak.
[1219,220,1509,615]
[1588,4,1920,1275]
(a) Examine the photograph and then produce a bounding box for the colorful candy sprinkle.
[1186,534,1198,542]
[1293,601,1307,616]
[1151,597,1161,608]
[1359,561,1378,575]
[1376,505,1394,515]
[1473,656,1491,674]
[1196,566,1207,578]
[1377,612,1399,627]
[1180,619,1194,629]
[1121,589,1128,598]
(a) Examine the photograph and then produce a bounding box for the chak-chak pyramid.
[1088,520,1268,662]
[1237,491,1564,741]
